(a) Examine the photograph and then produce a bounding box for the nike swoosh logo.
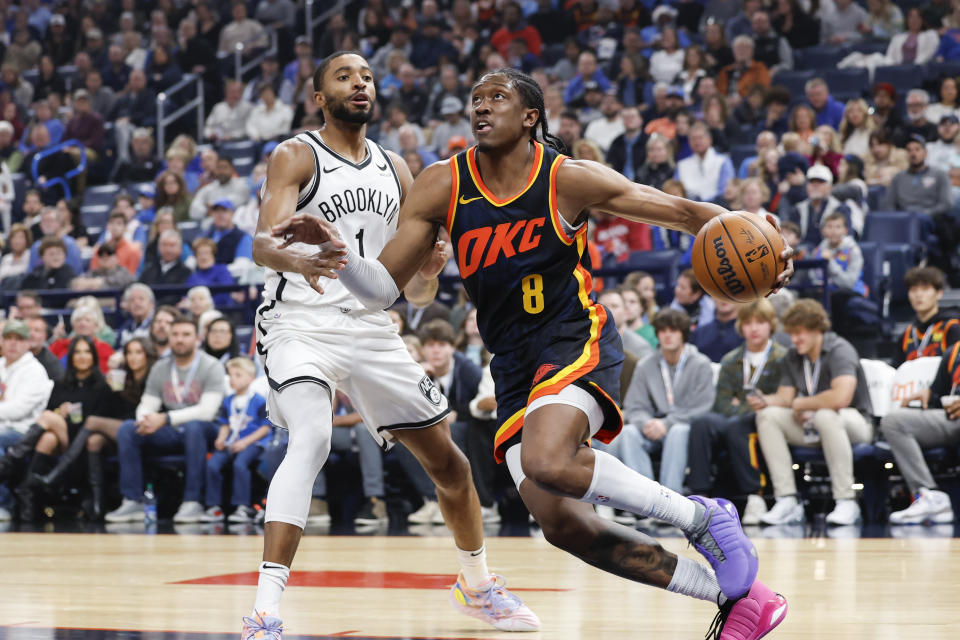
[470,550,484,556]
[459,195,483,205]
[322,166,342,173]
[376,163,388,171]
[769,602,787,626]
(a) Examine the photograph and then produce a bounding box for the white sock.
[253,561,290,617]
[456,545,492,589]
[667,556,726,605]
[582,449,700,532]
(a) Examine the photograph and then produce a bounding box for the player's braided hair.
[480,67,567,154]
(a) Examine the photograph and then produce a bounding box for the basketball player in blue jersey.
[277,59,795,640]
[243,52,539,639]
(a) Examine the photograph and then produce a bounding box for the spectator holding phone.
[687,300,788,524]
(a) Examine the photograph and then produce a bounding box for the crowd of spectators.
[0,0,958,531]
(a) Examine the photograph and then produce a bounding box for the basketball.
[691,212,786,303]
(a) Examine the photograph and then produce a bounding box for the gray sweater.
[623,343,716,428]
[882,165,952,217]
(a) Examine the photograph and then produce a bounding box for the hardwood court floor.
[0,533,957,639]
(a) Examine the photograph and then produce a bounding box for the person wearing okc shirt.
[892,266,960,368]
[105,316,224,523]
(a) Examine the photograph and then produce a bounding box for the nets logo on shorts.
[419,376,442,406]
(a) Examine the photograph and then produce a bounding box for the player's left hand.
[418,240,450,279]
[273,214,346,249]
[765,213,795,295]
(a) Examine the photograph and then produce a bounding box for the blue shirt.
[691,318,744,363]
[208,226,253,262]
[28,234,83,273]
[564,70,612,104]
[811,96,845,130]
[217,392,271,446]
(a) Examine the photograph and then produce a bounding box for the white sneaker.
[408,499,442,524]
[199,505,225,522]
[741,494,768,526]
[760,496,805,525]
[889,488,954,525]
[595,504,615,520]
[173,500,206,523]
[306,498,331,526]
[105,498,144,523]
[228,506,257,523]
[826,499,861,526]
[0,506,10,521]
[480,504,501,523]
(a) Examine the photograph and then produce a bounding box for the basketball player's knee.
[520,451,567,492]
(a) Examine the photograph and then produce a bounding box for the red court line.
[174,570,569,591]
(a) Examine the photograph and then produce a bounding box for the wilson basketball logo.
[711,235,747,296]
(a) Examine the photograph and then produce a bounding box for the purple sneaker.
[686,496,758,600]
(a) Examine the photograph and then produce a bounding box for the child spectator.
[201,357,271,523]
[809,211,868,333]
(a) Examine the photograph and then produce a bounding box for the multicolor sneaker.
[241,611,283,640]
[706,580,787,640]
[686,496,759,600]
[449,572,540,631]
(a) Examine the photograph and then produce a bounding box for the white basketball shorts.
[255,300,450,449]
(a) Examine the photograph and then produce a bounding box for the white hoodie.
[0,351,54,434]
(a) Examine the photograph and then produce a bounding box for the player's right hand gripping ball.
[691,212,786,302]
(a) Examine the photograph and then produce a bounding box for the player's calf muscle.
[581,528,678,588]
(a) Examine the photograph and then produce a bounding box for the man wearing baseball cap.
[782,164,850,246]
[204,199,253,266]
[927,115,960,172]
[431,96,472,157]
[0,319,55,521]
[883,134,952,219]
[65,89,105,163]
[871,82,905,141]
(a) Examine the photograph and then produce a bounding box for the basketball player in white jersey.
[241,51,539,639]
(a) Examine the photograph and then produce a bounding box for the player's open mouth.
[350,93,370,107]
[476,121,492,132]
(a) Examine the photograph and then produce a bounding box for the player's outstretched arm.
[557,158,727,235]
[557,159,795,287]
[252,140,346,294]
[331,161,451,310]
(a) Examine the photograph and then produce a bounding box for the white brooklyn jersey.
[262,131,402,310]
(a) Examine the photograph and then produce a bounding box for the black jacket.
[444,352,483,422]
[20,264,76,290]
[607,132,647,178]
[140,260,192,287]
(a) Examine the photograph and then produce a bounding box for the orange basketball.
[690,212,786,303]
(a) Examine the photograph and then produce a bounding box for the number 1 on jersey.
[355,228,365,258]
[521,274,544,314]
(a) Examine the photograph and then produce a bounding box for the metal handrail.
[30,138,87,200]
[156,73,204,154]
[234,26,278,83]
[6,282,260,328]
[305,0,351,49]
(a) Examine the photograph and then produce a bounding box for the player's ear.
[522,107,539,130]
[313,90,326,110]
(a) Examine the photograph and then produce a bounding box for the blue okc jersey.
[445,141,624,462]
